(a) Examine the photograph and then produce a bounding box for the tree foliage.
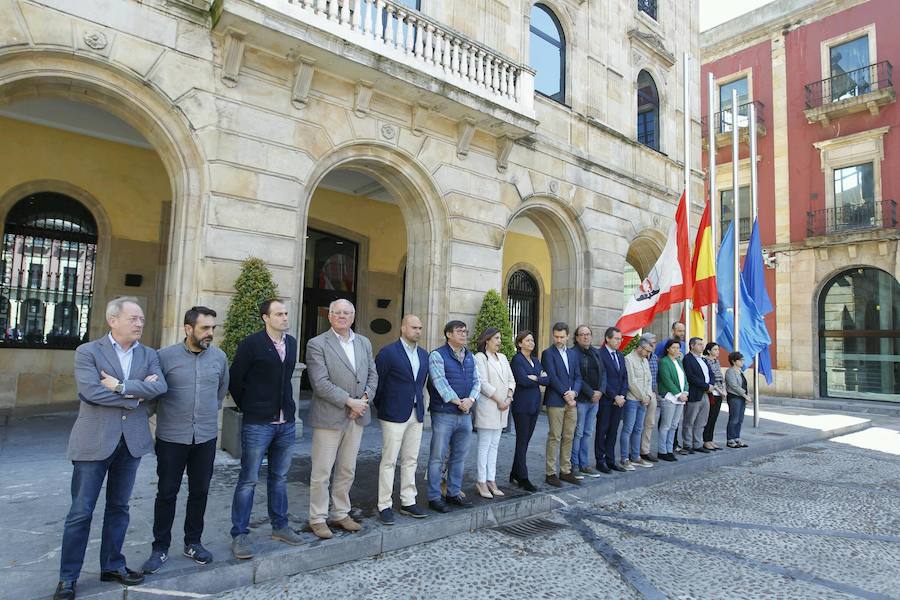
[222,257,279,361]
[470,289,515,359]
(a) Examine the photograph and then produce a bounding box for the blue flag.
[742,219,774,384]
[716,222,772,370]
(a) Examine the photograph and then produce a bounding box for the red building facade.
[702,0,899,402]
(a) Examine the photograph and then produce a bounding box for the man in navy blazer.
[595,326,628,473]
[540,322,583,487]
[681,337,713,453]
[373,315,430,524]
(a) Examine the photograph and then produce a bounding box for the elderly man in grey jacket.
[54,297,167,600]
[305,299,377,540]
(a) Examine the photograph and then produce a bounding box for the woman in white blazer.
[474,327,516,499]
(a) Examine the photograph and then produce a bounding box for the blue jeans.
[619,400,647,462]
[658,400,685,454]
[230,422,295,537]
[726,396,746,440]
[571,401,599,469]
[427,412,472,501]
[59,436,141,582]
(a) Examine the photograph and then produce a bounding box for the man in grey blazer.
[54,297,167,600]
[305,299,377,539]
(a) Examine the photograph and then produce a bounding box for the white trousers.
[476,428,502,483]
[377,413,424,511]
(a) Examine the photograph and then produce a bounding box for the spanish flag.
[689,199,717,335]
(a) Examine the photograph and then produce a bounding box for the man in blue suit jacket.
[541,322,583,487]
[373,315,430,524]
[596,327,628,473]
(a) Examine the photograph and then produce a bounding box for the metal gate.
[507,269,539,346]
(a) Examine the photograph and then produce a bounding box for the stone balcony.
[213,0,538,137]
[803,61,895,126]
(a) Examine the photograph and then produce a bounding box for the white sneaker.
[633,458,654,468]
[620,460,636,471]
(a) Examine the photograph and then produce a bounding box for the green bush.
[470,289,515,359]
[222,257,279,362]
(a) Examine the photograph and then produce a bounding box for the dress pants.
[658,400,685,454]
[377,414,423,511]
[511,411,539,481]
[681,400,710,450]
[59,436,141,582]
[309,420,364,525]
[545,405,577,476]
[640,393,658,455]
[595,398,623,468]
[476,428,503,482]
[703,394,723,443]
[152,437,217,552]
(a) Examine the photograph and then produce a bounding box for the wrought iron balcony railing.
[702,100,765,136]
[637,0,657,20]
[807,199,898,237]
[805,61,893,109]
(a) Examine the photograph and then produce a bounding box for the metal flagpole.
[684,52,692,345]
[731,89,740,353]
[749,102,760,428]
[708,72,717,343]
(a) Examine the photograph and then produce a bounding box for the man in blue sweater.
[426,320,480,513]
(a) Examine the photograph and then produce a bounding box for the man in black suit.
[228,299,303,560]
[595,327,628,473]
[681,336,712,454]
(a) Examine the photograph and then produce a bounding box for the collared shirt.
[268,332,287,424]
[673,359,687,398]
[155,341,229,445]
[607,346,619,371]
[401,338,420,406]
[333,328,356,371]
[428,346,481,403]
[556,345,570,374]
[108,333,137,395]
[695,353,711,385]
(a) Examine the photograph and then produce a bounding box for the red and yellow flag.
[689,199,717,335]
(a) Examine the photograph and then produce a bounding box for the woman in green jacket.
[657,339,688,462]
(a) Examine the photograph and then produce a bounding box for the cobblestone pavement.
[218,430,900,600]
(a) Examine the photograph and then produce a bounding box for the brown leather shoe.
[559,472,582,485]
[309,522,333,539]
[330,517,362,532]
[545,474,563,487]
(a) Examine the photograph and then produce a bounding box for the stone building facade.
[0,0,701,413]
[702,0,899,403]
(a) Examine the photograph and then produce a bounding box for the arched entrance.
[0,53,205,410]
[624,228,668,339]
[298,144,448,354]
[818,266,899,402]
[502,197,589,340]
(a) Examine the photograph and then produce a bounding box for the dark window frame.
[530,3,567,104]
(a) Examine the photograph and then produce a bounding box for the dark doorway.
[507,269,540,349]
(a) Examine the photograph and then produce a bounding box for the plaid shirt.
[648,352,659,393]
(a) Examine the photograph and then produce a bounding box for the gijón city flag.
[616,192,692,336]
[689,198,717,335]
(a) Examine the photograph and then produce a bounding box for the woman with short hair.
[702,342,726,451]
[509,330,548,492]
[725,352,752,448]
[474,327,515,498]
[656,339,688,462]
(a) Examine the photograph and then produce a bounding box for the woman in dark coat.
[509,330,549,492]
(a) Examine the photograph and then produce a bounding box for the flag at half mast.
[616,192,692,336]
[689,198,717,336]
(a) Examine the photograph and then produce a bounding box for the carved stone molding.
[627,28,675,68]
[496,135,514,172]
[221,29,246,88]
[457,117,476,159]
[354,80,374,117]
[411,103,430,136]
[291,56,317,109]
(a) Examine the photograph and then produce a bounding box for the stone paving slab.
[0,402,873,600]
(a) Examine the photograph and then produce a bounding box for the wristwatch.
[114,381,125,394]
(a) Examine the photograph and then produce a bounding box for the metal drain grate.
[495,517,568,539]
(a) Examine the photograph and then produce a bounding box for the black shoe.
[609,464,627,473]
[379,507,396,525]
[694,447,710,454]
[596,463,611,474]
[428,499,450,513]
[54,581,76,600]
[445,494,473,509]
[640,453,659,463]
[100,567,144,586]
[658,453,676,462]
[521,479,538,492]
[399,504,427,519]
[669,453,678,461]
[509,474,522,486]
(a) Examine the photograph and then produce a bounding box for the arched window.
[819,267,899,401]
[1,192,98,348]
[637,70,660,151]
[507,269,540,347]
[530,3,566,103]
